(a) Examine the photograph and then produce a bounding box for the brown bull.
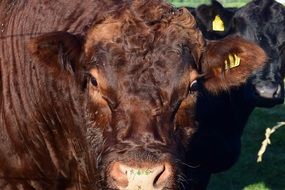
[0,0,265,189]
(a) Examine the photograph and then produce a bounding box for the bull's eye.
[90,76,98,87]
[189,80,199,93]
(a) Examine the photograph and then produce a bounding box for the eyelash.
[90,75,98,87]
[189,80,199,93]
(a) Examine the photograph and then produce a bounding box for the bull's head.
[28,1,265,189]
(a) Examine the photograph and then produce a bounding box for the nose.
[255,82,282,99]
[110,162,172,190]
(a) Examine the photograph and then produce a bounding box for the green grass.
[170,2,247,7]
[208,104,285,190]
[167,0,285,7]
[168,0,249,7]
[243,182,270,190]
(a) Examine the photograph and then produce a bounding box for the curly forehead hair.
[85,0,204,60]
[84,0,205,96]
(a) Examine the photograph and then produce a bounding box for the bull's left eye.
[90,76,98,87]
[189,80,199,93]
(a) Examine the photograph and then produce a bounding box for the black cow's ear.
[29,31,83,76]
[211,0,224,10]
[200,36,266,94]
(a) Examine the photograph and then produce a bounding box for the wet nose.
[110,162,172,190]
[255,82,282,99]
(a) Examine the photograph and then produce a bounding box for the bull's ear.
[200,36,266,93]
[28,31,83,76]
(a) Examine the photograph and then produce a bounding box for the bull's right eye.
[90,76,98,87]
[189,80,199,93]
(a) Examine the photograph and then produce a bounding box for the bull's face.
[86,43,199,189]
[80,9,204,189]
[232,12,285,107]
[84,12,200,190]
[29,1,265,189]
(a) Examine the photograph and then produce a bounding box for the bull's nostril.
[110,162,129,188]
[153,166,165,187]
[153,163,172,188]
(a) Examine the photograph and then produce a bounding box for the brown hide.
[0,1,266,190]
[0,1,108,189]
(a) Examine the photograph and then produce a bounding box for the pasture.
[168,0,251,7]
[208,103,285,190]
[169,0,285,7]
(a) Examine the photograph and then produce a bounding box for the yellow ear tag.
[212,15,225,32]
[224,54,241,70]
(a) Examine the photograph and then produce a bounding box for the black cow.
[186,0,285,188]
[0,0,266,189]
[189,0,237,40]
[193,0,285,104]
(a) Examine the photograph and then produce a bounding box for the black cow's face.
[29,1,266,189]
[232,1,285,107]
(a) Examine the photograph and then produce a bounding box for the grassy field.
[168,0,285,8]
[168,1,285,7]
[208,104,285,190]
[168,1,249,7]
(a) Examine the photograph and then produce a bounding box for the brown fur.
[201,36,266,94]
[0,0,266,189]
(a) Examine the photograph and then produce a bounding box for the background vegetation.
[168,0,251,7]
